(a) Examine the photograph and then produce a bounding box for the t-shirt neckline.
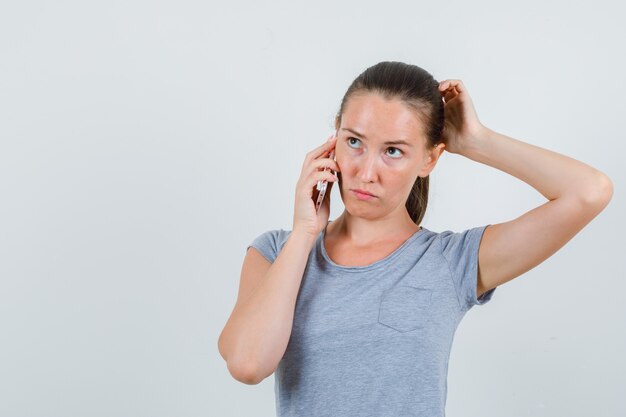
[319,221,429,272]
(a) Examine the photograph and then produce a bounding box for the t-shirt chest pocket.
[378,285,433,332]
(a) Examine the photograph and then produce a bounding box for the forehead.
[342,92,426,145]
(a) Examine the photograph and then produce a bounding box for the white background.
[0,1,624,416]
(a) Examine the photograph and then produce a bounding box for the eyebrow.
[341,128,414,147]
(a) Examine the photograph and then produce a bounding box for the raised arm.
[466,127,612,297]
[437,79,613,298]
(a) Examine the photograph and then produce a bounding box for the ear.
[417,143,446,177]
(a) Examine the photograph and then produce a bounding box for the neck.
[327,211,420,246]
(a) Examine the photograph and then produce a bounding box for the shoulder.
[253,228,292,245]
[436,225,489,255]
[247,228,293,263]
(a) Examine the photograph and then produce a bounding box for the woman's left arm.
[438,79,614,298]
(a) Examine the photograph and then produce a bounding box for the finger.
[319,147,339,168]
[321,173,336,208]
[302,169,339,189]
[439,79,465,94]
[438,80,451,91]
[303,148,339,179]
[323,177,334,200]
[443,90,456,102]
[314,170,338,184]
[302,171,338,197]
[312,157,341,172]
[452,80,465,93]
[440,83,457,95]
[302,140,337,175]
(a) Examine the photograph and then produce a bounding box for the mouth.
[351,188,377,198]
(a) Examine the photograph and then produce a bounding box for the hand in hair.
[438,79,486,155]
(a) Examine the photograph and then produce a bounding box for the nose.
[358,151,378,183]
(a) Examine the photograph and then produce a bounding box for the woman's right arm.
[217,230,316,385]
[218,133,340,385]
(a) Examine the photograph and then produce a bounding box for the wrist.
[290,228,319,246]
[462,125,493,159]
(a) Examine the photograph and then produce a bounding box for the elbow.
[600,174,614,204]
[218,331,265,385]
[573,171,614,210]
[587,172,614,210]
[227,359,263,385]
[218,330,273,385]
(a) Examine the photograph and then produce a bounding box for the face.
[334,92,441,220]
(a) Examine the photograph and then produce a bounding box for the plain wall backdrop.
[0,0,624,416]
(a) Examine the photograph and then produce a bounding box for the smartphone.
[315,147,336,212]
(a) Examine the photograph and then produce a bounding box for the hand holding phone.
[315,147,336,212]
[292,133,340,237]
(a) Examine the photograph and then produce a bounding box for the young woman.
[218,61,613,416]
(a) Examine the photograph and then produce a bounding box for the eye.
[386,147,403,158]
[346,137,403,158]
[347,137,361,147]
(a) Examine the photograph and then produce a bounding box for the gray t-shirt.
[247,221,496,417]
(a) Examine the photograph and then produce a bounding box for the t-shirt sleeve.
[439,224,496,311]
[246,229,291,263]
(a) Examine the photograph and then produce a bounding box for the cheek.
[334,153,350,171]
[335,150,372,168]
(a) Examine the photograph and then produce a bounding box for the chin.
[344,206,382,221]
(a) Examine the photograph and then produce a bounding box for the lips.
[352,188,376,197]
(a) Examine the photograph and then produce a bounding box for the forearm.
[463,127,613,203]
[223,230,317,384]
